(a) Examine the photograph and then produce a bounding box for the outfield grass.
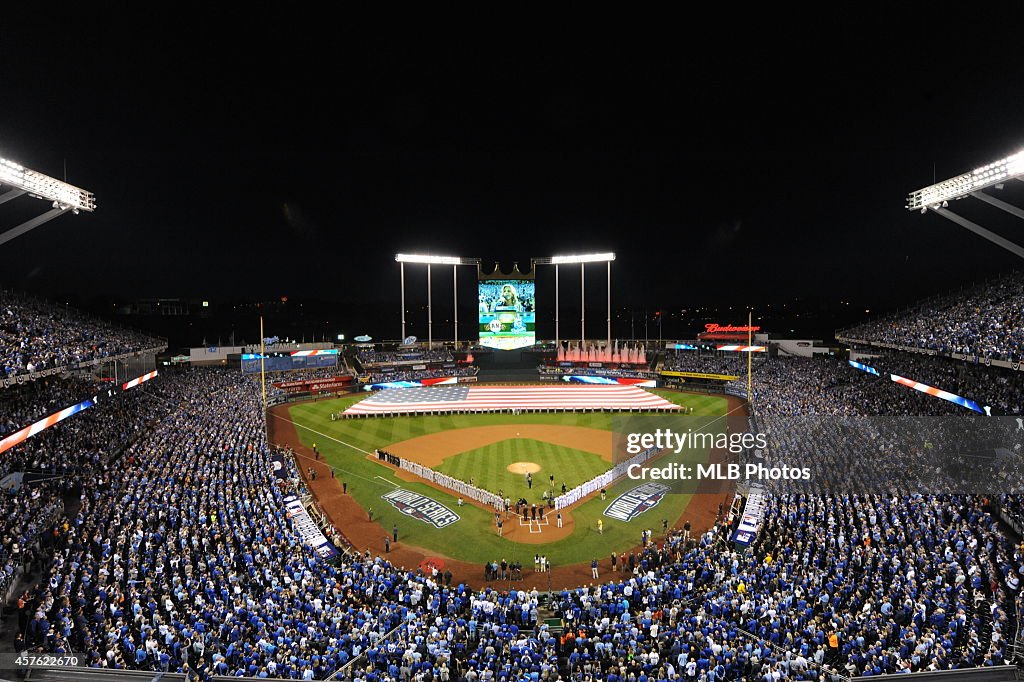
[282,389,730,567]
[434,438,609,500]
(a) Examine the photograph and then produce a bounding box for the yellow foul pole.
[747,310,752,403]
[260,316,267,411]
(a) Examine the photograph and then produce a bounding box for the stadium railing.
[30,666,1015,682]
[319,620,407,682]
[834,337,1023,372]
[870,667,1019,682]
[23,669,189,682]
[0,344,167,389]
[1014,614,1024,666]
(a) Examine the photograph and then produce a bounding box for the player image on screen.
[478,279,535,349]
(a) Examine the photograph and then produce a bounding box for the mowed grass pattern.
[287,389,729,456]
[434,439,609,501]
[281,389,731,566]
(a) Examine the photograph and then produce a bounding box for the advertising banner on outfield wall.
[660,371,739,381]
[273,376,352,393]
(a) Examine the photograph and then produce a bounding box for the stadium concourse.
[0,290,1021,680]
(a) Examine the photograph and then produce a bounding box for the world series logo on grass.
[603,482,670,521]
[381,489,461,528]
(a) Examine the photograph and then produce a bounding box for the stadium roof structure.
[0,154,95,247]
[906,147,1024,259]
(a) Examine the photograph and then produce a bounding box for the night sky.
[1,13,1022,344]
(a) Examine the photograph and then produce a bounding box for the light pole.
[427,263,432,349]
[532,253,615,350]
[555,264,559,349]
[395,254,481,348]
[606,260,611,351]
[580,262,585,346]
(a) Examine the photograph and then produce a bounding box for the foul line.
[268,410,375,456]
[269,396,751,502]
[267,410,400,490]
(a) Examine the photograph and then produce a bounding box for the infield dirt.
[267,399,742,590]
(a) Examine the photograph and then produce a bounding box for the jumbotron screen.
[478,279,535,349]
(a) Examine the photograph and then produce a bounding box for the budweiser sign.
[704,323,761,333]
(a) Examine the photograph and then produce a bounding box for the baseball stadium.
[2,22,1024,682]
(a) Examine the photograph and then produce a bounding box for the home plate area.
[516,514,550,534]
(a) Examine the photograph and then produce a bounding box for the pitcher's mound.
[507,462,541,474]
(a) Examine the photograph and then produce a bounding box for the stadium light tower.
[395,254,481,348]
[533,253,616,349]
[906,148,1024,259]
[0,155,95,247]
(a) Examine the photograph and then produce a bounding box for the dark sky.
[1,12,1022,323]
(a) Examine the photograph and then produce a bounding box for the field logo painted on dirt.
[381,489,460,528]
[603,482,671,521]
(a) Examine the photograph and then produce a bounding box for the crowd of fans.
[840,271,1024,361]
[365,366,478,383]
[0,290,163,378]
[16,369,334,676]
[548,495,1016,679]
[261,364,351,380]
[661,351,765,376]
[0,375,103,439]
[0,352,1021,679]
[738,357,1023,676]
[751,357,968,417]
[356,348,454,365]
[858,350,1024,416]
[0,370,180,623]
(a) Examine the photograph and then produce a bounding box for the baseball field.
[276,388,735,570]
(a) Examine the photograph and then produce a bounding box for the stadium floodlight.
[533,252,617,349]
[395,253,481,349]
[907,147,1024,260]
[546,252,616,264]
[0,154,96,247]
[906,149,1024,211]
[395,253,479,266]
[0,157,95,212]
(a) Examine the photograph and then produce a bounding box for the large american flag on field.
[343,384,679,415]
